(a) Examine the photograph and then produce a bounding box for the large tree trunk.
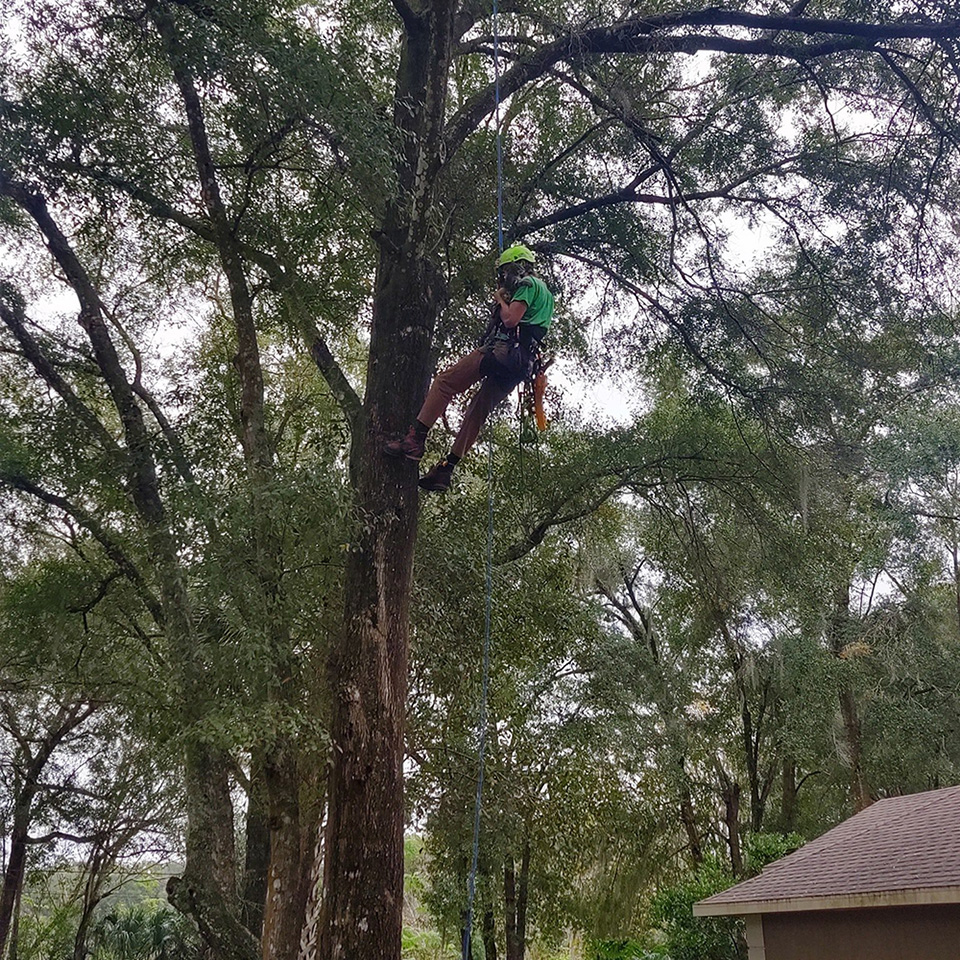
[262,748,311,960]
[168,741,256,960]
[317,1,456,956]
[316,256,429,957]
[0,799,34,957]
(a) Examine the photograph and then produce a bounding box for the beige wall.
[759,904,960,960]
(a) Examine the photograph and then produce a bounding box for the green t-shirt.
[511,276,554,334]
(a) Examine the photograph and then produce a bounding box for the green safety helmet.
[497,243,536,267]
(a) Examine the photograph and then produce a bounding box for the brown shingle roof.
[695,785,960,916]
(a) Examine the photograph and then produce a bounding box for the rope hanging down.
[461,6,505,956]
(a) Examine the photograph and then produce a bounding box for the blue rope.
[493,0,504,253]
[461,7,504,956]
[461,437,496,960]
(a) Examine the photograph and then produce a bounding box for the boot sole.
[418,475,452,491]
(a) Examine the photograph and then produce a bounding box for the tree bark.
[317,1,456,957]
[242,754,270,939]
[723,779,743,877]
[168,741,257,960]
[678,779,704,867]
[504,860,517,960]
[0,792,38,956]
[503,841,531,960]
[515,840,530,960]
[780,758,798,833]
[262,748,311,960]
[482,906,497,960]
[715,762,743,877]
[827,584,872,812]
[7,883,20,960]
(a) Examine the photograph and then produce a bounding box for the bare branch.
[497,471,634,564]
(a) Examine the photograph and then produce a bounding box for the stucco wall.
[759,904,960,960]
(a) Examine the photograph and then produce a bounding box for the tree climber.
[385,244,555,492]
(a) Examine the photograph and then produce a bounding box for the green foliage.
[15,894,80,960]
[589,938,650,959]
[3,0,960,956]
[90,903,201,960]
[743,833,805,876]
[400,927,462,960]
[647,860,744,960]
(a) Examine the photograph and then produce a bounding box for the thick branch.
[444,11,960,159]
[152,6,271,476]
[56,160,216,241]
[389,0,419,32]
[878,47,960,150]
[515,156,803,236]
[26,830,110,846]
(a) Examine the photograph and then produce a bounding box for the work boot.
[418,458,455,492]
[384,424,425,461]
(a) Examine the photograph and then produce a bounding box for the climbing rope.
[461,436,496,960]
[461,4,505,955]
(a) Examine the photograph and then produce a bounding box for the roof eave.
[694,886,960,918]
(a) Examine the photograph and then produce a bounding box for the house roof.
[695,785,960,917]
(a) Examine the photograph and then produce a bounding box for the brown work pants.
[417,347,524,458]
